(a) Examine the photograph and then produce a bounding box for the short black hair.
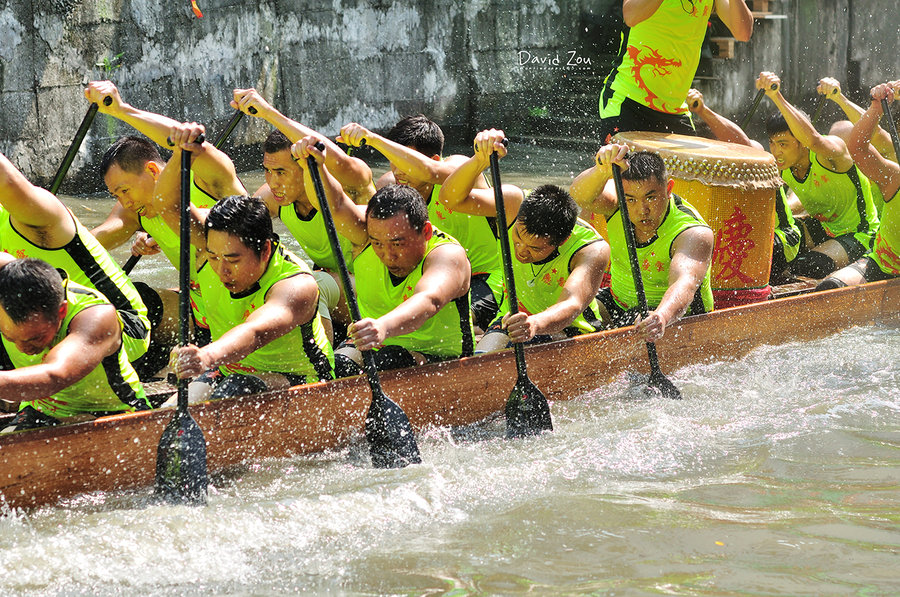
[0,259,66,323]
[263,129,292,154]
[621,151,668,186]
[765,111,801,138]
[366,184,429,232]
[205,195,274,257]
[386,115,444,157]
[518,185,579,246]
[100,136,162,177]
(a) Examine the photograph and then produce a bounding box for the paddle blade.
[647,368,682,400]
[154,409,208,505]
[365,389,421,469]
[505,374,553,439]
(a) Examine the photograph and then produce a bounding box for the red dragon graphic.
[627,45,683,113]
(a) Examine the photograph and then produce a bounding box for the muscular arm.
[687,89,758,147]
[233,88,375,202]
[570,144,629,218]
[180,275,319,375]
[0,305,121,403]
[91,201,142,250]
[439,131,523,223]
[759,73,854,171]
[0,152,76,247]
[86,80,181,149]
[352,244,471,350]
[714,0,753,41]
[655,226,714,327]
[515,242,610,339]
[848,96,900,199]
[622,0,664,27]
[152,147,209,253]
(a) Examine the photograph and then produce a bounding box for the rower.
[818,81,900,289]
[815,77,897,166]
[0,150,156,377]
[0,257,150,433]
[687,88,803,283]
[757,72,881,280]
[439,129,610,351]
[85,80,247,355]
[293,137,473,376]
[337,116,502,333]
[162,124,333,401]
[230,87,378,342]
[570,145,714,341]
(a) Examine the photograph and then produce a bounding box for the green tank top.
[870,187,900,275]
[497,219,604,335]
[606,194,714,314]
[199,240,334,380]
[773,185,802,263]
[1,281,150,418]
[278,202,354,272]
[428,185,503,278]
[353,227,474,357]
[600,0,713,116]
[781,152,880,246]
[0,207,150,362]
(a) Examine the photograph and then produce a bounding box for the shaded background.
[0,0,897,192]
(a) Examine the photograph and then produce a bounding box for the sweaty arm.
[350,243,471,351]
[91,201,142,250]
[848,91,900,198]
[174,275,319,378]
[570,144,629,218]
[714,0,753,41]
[758,73,854,171]
[0,152,75,246]
[0,305,121,403]
[232,88,375,202]
[505,241,610,342]
[85,80,181,148]
[639,226,713,341]
[439,130,523,223]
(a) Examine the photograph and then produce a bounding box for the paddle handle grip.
[345,137,366,156]
[166,133,206,147]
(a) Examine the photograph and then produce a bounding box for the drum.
[611,132,783,307]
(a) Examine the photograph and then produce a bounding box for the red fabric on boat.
[713,286,773,309]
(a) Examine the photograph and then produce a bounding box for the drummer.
[757,72,880,280]
[570,145,714,341]
[687,88,803,283]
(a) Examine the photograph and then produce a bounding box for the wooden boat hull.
[2,279,899,510]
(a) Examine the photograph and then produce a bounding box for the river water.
[1,144,898,595]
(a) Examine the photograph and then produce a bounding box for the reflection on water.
[1,325,897,595]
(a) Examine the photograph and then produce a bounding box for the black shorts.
[334,340,451,376]
[598,97,695,144]
[194,369,308,400]
[801,218,869,261]
[595,287,640,329]
[471,272,499,331]
[847,256,900,282]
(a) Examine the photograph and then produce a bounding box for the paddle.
[610,164,681,400]
[48,96,112,194]
[488,141,553,438]
[305,141,421,468]
[154,136,208,504]
[740,83,778,131]
[880,98,900,164]
[124,111,250,274]
[812,88,839,128]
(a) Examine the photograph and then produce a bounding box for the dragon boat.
[1,277,898,511]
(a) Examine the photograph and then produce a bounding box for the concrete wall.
[0,0,898,192]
